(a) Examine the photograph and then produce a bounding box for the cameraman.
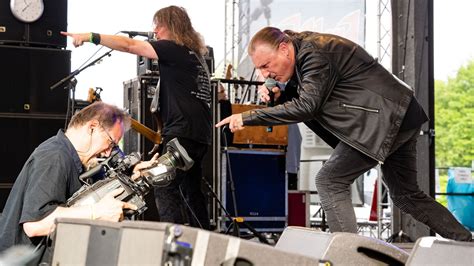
[0,102,138,252]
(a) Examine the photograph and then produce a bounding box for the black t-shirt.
[0,130,83,252]
[149,40,212,144]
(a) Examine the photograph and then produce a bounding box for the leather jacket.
[242,32,427,162]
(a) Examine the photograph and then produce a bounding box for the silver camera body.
[66,138,194,217]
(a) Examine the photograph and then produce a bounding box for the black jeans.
[154,136,210,230]
[315,127,472,241]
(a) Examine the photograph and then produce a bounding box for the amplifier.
[221,149,287,232]
[122,75,159,159]
[231,104,288,146]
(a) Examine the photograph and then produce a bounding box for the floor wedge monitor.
[51,218,325,265]
[275,226,409,265]
[406,236,474,265]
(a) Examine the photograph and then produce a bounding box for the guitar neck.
[130,118,161,144]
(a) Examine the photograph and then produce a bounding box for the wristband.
[91,32,101,45]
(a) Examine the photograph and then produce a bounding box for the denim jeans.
[154,136,210,230]
[315,127,472,241]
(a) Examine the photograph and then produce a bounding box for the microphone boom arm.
[50,49,114,90]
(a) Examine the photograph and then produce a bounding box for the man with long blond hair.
[62,6,212,229]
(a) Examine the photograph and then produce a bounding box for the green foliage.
[435,60,474,168]
[436,173,447,207]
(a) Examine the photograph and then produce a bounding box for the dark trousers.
[154,136,210,230]
[315,127,472,241]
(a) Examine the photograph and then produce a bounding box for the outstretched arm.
[60,31,158,59]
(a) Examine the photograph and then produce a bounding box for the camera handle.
[201,177,270,245]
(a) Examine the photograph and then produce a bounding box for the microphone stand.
[50,49,114,125]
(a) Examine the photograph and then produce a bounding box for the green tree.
[435,60,474,168]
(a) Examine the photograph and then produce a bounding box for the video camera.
[66,138,194,217]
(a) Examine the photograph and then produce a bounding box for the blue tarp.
[447,168,474,230]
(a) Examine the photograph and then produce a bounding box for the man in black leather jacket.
[216,27,472,241]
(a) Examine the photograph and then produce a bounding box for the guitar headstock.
[87,87,103,103]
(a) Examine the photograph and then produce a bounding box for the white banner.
[238,0,366,78]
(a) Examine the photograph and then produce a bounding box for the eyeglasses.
[100,125,118,150]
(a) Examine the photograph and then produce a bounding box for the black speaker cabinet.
[0,0,67,48]
[275,227,409,265]
[222,149,287,232]
[122,75,159,159]
[0,45,71,114]
[0,116,66,183]
[0,2,24,44]
[0,116,66,213]
[51,218,322,265]
[0,45,70,213]
[123,75,160,222]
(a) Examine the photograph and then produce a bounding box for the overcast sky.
[433,0,474,80]
[66,0,474,107]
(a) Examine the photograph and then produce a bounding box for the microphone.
[264,78,277,107]
[121,31,154,39]
[263,78,277,133]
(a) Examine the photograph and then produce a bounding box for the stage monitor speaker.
[51,218,323,265]
[406,237,474,265]
[275,226,409,265]
[222,149,287,232]
[0,0,67,48]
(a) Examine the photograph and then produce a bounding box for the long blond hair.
[153,6,207,56]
